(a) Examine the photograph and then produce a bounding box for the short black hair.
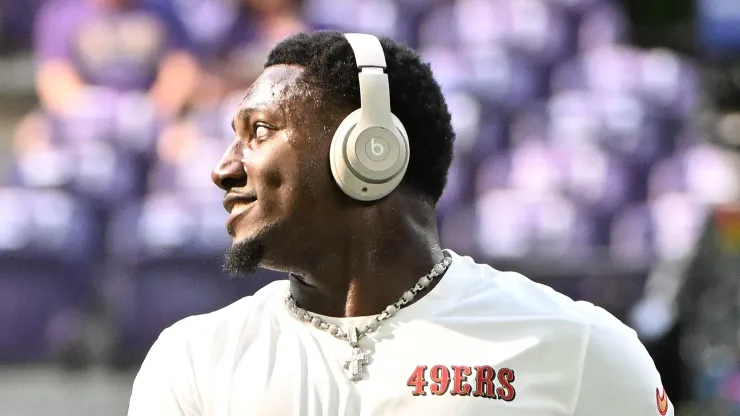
[264,31,455,203]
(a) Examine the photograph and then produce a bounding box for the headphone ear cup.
[329,109,409,201]
[329,109,362,198]
[391,114,410,158]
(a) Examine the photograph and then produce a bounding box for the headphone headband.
[344,33,387,69]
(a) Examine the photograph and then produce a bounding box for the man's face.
[212,65,341,275]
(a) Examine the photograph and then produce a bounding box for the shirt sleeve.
[128,325,202,416]
[33,0,75,63]
[574,306,675,416]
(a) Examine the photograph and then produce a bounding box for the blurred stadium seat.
[0,188,99,362]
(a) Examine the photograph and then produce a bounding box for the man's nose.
[211,141,247,191]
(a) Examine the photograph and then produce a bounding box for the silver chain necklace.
[285,253,453,382]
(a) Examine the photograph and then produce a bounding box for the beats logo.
[366,137,389,161]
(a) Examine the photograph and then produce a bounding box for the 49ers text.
[407,365,516,400]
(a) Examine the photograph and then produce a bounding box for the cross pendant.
[345,347,370,381]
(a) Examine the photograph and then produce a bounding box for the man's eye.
[254,125,270,139]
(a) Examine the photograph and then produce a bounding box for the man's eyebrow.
[231,107,258,131]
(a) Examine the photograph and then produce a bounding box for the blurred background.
[0,0,739,414]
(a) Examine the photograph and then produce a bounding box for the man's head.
[212,31,455,276]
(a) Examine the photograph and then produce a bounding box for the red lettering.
[429,365,450,396]
[451,365,472,396]
[407,365,428,396]
[473,365,496,398]
[496,368,516,402]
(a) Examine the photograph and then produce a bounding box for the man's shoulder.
[451,251,635,338]
[580,301,644,356]
[164,279,288,346]
[572,295,670,415]
[454,253,597,321]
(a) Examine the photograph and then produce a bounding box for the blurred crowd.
[0,0,739,412]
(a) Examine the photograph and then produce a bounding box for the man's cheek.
[263,167,284,190]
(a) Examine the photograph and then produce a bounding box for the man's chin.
[222,237,265,278]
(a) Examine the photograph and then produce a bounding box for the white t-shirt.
[128,250,674,416]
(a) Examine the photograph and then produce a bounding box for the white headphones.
[329,33,410,201]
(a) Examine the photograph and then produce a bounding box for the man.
[128,31,673,415]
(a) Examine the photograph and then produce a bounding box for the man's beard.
[222,219,281,277]
[223,237,265,277]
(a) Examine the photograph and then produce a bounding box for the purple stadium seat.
[550,60,589,93]
[154,0,247,61]
[509,101,549,148]
[635,50,698,118]
[597,95,669,166]
[648,192,705,261]
[439,203,479,256]
[418,3,460,49]
[681,144,740,206]
[674,125,707,151]
[0,188,98,362]
[447,90,506,160]
[107,192,282,362]
[475,113,508,156]
[475,189,536,258]
[424,5,548,107]
[148,122,225,197]
[448,90,484,156]
[419,45,469,93]
[462,44,545,111]
[609,203,655,265]
[547,90,603,146]
[475,154,512,196]
[548,0,605,16]
[53,89,121,145]
[395,0,450,15]
[648,156,688,200]
[351,0,409,41]
[475,185,600,261]
[529,193,599,259]
[191,96,234,140]
[305,0,411,41]
[496,0,570,64]
[452,0,504,49]
[8,139,142,211]
[451,0,570,66]
[508,140,565,195]
[577,2,628,52]
[112,92,160,156]
[49,90,159,157]
[597,92,647,141]
[551,45,642,94]
[558,143,630,217]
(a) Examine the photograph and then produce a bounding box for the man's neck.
[287,198,444,318]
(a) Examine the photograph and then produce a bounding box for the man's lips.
[223,193,257,214]
[223,193,257,236]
